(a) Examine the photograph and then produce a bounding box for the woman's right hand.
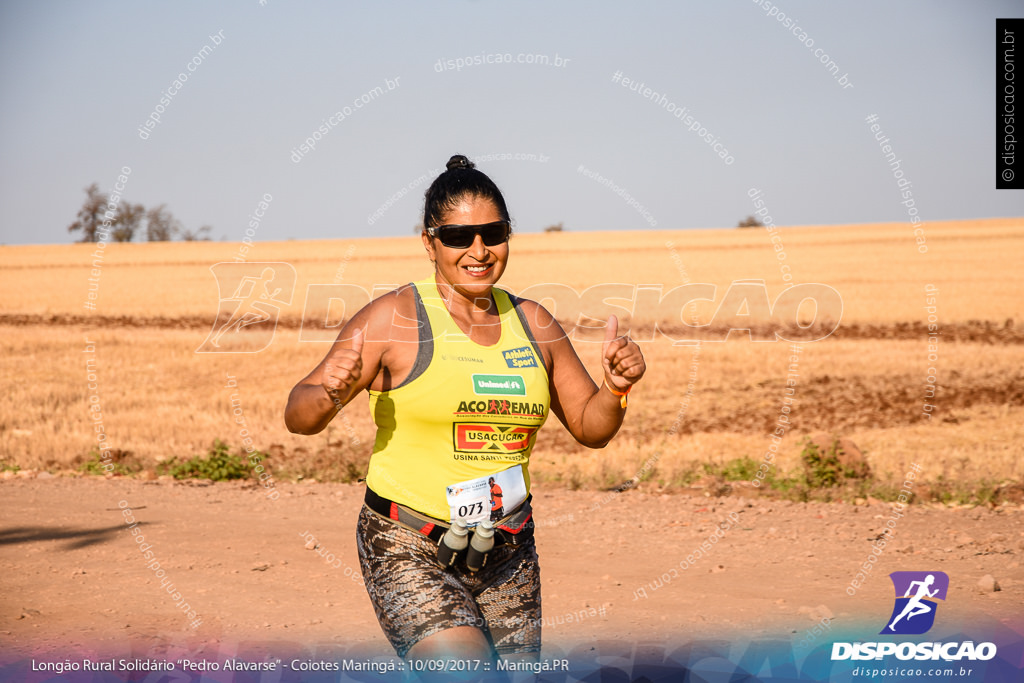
[286,286,409,435]
[321,327,364,403]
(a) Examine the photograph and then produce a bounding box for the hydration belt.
[363,487,535,546]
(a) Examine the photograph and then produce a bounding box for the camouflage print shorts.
[355,505,541,657]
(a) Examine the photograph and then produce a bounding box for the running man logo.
[880,571,949,635]
[453,424,537,454]
[196,263,296,353]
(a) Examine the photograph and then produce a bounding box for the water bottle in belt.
[465,520,495,572]
[436,519,469,568]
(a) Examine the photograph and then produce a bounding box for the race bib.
[445,464,527,526]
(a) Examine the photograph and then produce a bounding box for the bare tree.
[145,204,181,241]
[181,224,212,241]
[111,202,146,242]
[68,185,213,243]
[67,184,107,242]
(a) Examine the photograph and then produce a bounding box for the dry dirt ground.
[1,477,1022,679]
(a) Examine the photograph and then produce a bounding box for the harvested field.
[1,218,1022,678]
[2,218,1022,498]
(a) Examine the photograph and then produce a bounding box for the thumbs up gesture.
[602,315,645,392]
[322,327,365,403]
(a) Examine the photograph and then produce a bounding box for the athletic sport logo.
[197,263,295,353]
[453,423,537,454]
[502,346,538,369]
[880,571,949,635]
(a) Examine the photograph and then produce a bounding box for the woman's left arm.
[523,301,645,448]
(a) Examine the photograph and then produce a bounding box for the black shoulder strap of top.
[392,283,433,389]
[507,293,549,376]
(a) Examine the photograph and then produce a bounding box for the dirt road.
[1,476,1021,680]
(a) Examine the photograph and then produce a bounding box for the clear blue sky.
[0,0,1020,245]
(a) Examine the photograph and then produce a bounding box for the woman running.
[285,154,645,665]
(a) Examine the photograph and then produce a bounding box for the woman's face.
[422,195,509,300]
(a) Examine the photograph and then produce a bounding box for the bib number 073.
[457,502,484,518]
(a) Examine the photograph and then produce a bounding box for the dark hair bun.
[446,154,474,171]
[423,154,509,229]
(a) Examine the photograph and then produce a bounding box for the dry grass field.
[2,217,1022,502]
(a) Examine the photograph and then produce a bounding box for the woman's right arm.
[284,296,391,435]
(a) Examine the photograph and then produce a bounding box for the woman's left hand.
[602,315,646,391]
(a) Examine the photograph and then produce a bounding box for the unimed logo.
[472,374,526,396]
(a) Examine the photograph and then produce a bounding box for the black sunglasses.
[426,220,511,249]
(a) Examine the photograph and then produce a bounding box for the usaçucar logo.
[881,571,949,635]
[453,423,537,454]
[502,346,538,369]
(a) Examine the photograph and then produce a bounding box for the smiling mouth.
[462,263,494,276]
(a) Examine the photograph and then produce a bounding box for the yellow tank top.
[365,276,550,520]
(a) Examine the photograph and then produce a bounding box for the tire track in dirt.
[534,371,1023,456]
[2,314,1021,344]
[705,371,1024,434]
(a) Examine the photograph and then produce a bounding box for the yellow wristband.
[604,381,631,409]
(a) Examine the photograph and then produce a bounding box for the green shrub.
[78,458,132,476]
[800,437,844,488]
[670,462,702,487]
[712,456,759,481]
[160,440,260,481]
[78,448,135,476]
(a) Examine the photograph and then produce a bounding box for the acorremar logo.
[831,571,997,663]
